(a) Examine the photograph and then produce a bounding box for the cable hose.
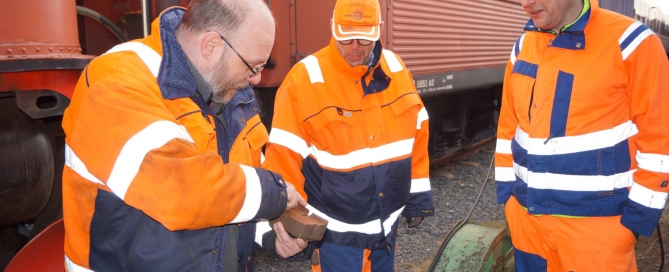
[427,151,495,272]
[659,223,665,272]
[76,6,129,43]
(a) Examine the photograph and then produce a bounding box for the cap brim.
[332,24,380,41]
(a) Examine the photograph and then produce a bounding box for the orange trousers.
[506,196,637,272]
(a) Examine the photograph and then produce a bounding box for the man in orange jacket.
[495,0,669,270]
[61,0,309,271]
[263,0,434,270]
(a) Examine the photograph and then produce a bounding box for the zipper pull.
[544,134,555,145]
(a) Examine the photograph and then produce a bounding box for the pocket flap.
[389,93,421,116]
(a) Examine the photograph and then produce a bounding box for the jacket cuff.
[402,191,434,218]
[261,230,316,261]
[253,169,287,221]
[621,199,663,237]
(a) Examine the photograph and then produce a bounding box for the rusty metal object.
[4,219,65,272]
[270,205,328,241]
[0,97,54,227]
[0,0,88,61]
[13,89,71,119]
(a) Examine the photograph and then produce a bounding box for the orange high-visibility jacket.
[495,0,669,237]
[263,39,434,249]
[62,8,287,271]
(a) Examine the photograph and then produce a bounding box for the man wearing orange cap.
[263,0,434,270]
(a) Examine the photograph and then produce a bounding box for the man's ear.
[200,32,220,60]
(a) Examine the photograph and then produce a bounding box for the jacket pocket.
[303,107,357,155]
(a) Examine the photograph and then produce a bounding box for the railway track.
[429,136,497,170]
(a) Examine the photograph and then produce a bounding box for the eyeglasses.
[337,39,374,46]
[219,34,264,78]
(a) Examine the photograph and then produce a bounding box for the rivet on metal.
[6,49,12,54]
[21,47,27,52]
[49,47,53,52]
[36,47,41,52]
[59,47,63,51]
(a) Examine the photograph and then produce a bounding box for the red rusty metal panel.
[78,0,143,55]
[388,0,528,75]
[4,219,64,272]
[0,0,85,60]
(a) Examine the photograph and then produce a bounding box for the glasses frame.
[219,34,263,78]
[337,39,375,46]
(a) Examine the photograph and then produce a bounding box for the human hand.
[273,221,308,258]
[285,182,306,210]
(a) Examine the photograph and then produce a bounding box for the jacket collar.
[523,0,595,50]
[152,7,198,99]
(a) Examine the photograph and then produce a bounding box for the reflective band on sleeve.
[107,121,194,200]
[416,107,429,130]
[619,22,654,61]
[510,33,526,65]
[268,128,311,159]
[495,166,516,182]
[230,165,263,223]
[410,178,431,193]
[636,151,669,173]
[382,49,403,73]
[102,42,162,77]
[495,139,512,154]
[64,144,104,185]
[299,55,324,84]
[628,182,669,209]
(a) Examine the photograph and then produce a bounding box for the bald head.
[179,0,274,38]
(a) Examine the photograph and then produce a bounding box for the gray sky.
[650,0,669,15]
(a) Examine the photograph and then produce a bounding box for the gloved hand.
[406,217,424,228]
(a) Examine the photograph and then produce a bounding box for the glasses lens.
[339,39,354,45]
[358,39,374,46]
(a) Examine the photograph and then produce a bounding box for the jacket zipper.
[528,82,535,123]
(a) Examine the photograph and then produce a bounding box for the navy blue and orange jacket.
[495,0,669,237]
[62,8,287,271]
[263,39,434,250]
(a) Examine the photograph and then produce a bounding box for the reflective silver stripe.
[307,205,381,234]
[495,166,516,182]
[636,151,669,173]
[65,145,104,185]
[514,162,634,191]
[268,128,311,159]
[102,42,162,77]
[416,107,429,130]
[255,220,272,246]
[65,255,94,272]
[410,178,431,193]
[311,138,414,170]
[382,49,403,73]
[509,33,526,65]
[495,139,512,154]
[383,206,405,236]
[619,21,655,61]
[299,55,324,84]
[628,181,669,209]
[514,121,638,156]
[107,121,194,200]
[305,205,404,235]
[229,165,263,223]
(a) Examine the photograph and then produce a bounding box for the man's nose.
[520,0,534,8]
[248,73,262,85]
[350,41,361,49]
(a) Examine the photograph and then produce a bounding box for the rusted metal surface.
[0,0,86,61]
[0,97,54,227]
[388,0,527,74]
[4,219,64,272]
[1,70,81,99]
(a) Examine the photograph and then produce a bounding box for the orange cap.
[332,0,381,41]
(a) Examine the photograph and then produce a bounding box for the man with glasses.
[61,0,309,271]
[263,0,434,270]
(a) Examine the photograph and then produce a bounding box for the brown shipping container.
[260,0,528,99]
